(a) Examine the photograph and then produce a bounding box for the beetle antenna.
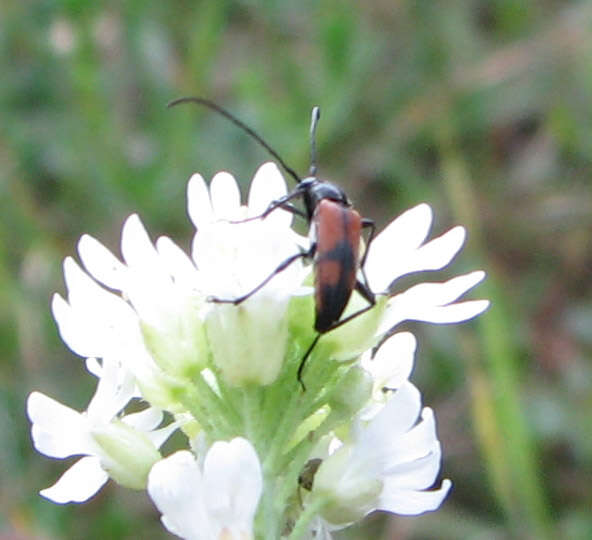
[309,106,321,177]
[168,96,301,184]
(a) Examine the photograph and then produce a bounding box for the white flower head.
[27,356,177,503]
[148,437,262,540]
[51,255,197,412]
[30,159,489,539]
[313,382,451,527]
[77,214,209,382]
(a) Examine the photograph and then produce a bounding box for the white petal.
[121,214,162,273]
[62,257,133,321]
[381,408,440,480]
[27,392,92,458]
[378,271,488,332]
[406,226,466,275]
[156,236,200,287]
[403,271,486,306]
[370,226,467,291]
[380,204,433,251]
[40,456,109,504]
[120,216,179,325]
[86,356,135,422]
[248,162,292,228]
[122,407,163,431]
[58,259,139,358]
[369,382,422,438]
[383,443,442,490]
[365,204,432,289]
[148,450,210,540]
[85,358,139,402]
[210,172,241,220]
[147,421,180,450]
[78,234,128,291]
[203,438,263,531]
[61,258,127,354]
[364,332,416,390]
[85,358,102,378]
[377,478,452,516]
[51,293,98,358]
[187,173,214,229]
[356,382,422,472]
[405,300,491,324]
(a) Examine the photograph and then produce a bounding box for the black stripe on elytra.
[314,212,358,332]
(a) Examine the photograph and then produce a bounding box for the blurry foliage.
[1,0,591,538]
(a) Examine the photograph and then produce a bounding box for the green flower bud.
[205,301,289,386]
[140,299,208,380]
[327,366,372,418]
[92,420,162,490]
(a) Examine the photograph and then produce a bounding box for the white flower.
[51,255,189,411]
[371,204,489,325]
[148,437,262,540]
[360,331,417,420]
[362,331,416,392]
[77,213,208,383]
[366,203,467,291]
[27,356,177,503]
[191,163,307,386]
[312,381,451,527]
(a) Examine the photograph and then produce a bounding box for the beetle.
[169,97,377,388]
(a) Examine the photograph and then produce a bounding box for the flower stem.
[241,386,262,443]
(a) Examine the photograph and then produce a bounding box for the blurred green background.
[1,1,591,539]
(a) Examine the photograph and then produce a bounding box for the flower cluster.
[28,163,489,539]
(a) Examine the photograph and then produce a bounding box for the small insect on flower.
[168,97,378,389]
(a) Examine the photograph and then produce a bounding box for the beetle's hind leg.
[296,279,378,391]
[296,334,321,391]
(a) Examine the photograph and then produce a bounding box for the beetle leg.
[207,247,313,305]
[297,280,378,390]
[357,217,377,297]
[321,280,377,332]
[227,188,305,224]
[359,218,376,268]
[278,202,307,219]
[297,334,321,391]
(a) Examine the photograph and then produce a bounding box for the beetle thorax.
[300,177,351,220]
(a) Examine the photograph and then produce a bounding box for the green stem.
[179,374,237,439]
[241,386,262,444]
[265,385,304,472]
[257,470,284,540]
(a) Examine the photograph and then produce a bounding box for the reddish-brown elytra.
[168,97,377,389]
[313,198,362,333]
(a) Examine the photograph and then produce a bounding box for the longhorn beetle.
[169,97,377,389]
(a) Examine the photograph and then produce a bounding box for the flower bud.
[327,366,372,419]
[140,300,208,380]
[92,420,162,489]
[205,300,289,386]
